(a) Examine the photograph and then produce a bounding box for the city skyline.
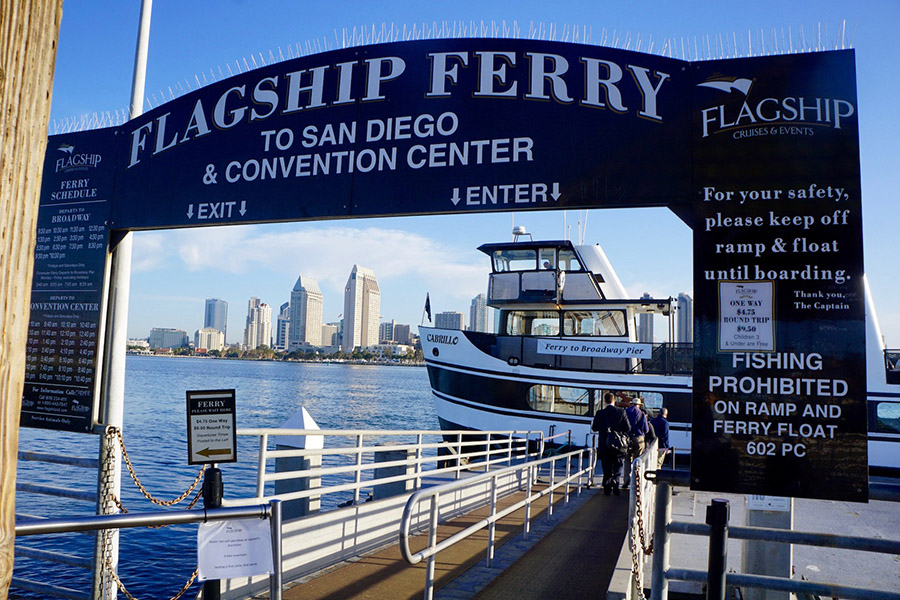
[50,2,900,348]
[137,282,501,349]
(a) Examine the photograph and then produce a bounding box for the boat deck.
[278,484,628,599]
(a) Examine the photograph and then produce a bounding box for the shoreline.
[126,352,426,367]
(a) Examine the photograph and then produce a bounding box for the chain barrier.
[99,432,118,599]
[629,461,654,600]
[107,426,207,509]
[633,463,654,555]
[99,426,207,599]
[105,556,200,600]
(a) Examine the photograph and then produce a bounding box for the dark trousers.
[600,449,625,491]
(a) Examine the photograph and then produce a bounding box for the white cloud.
[131,222,490,318]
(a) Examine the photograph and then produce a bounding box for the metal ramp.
[278,485,628,600]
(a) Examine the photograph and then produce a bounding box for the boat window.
[558,249,582,271]
[528,385,591,416]
[493,249,537,272]
[539,248,556,269]
[601,390,662,413]
[874,401,900,434]
[563,310,627,336]
[505,310,560,336]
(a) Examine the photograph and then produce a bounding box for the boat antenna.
[581,210,588,244]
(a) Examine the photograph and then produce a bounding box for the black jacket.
[591,404,629,434]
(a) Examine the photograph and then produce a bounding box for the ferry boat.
[420,229,900,475]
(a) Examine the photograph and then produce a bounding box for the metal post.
[353,434,363,504]
[269,499,283,600]
[255,434,268,498]
[547,456,555,520]
[202,466,223,600]
[455,433,462,479]
[425,493,439,600]
[705,499,730,600]
[650,479,673,600]
[487,476,497,567]
[415,433,423,489]
[92,3,151,598]
[524,464,533,539]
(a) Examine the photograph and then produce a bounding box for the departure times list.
[22,129,116,433]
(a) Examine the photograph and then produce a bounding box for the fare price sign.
[187,389,237,465]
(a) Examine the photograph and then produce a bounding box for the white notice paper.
[197,518,273,581]
[718,281,775,351]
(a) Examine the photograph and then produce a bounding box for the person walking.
[624,397,649,485]
[591,392,630,495]
[651,407,671,468]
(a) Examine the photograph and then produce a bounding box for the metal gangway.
[13,426,562,600]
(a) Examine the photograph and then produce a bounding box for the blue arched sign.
[26,39,866,502]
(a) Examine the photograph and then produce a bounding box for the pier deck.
[279,485,628,600]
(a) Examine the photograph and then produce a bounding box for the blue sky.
[49,1,900,345]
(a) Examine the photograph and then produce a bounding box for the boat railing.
[399,445,595,600]
[463,330,693,376]
[225,428,547,511]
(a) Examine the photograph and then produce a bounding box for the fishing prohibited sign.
[187,389,237,465]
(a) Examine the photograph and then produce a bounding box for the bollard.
[203,466,223,600]
[705,499,730,600]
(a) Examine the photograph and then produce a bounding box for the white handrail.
[227,428,546,509]
[399,446,595,600]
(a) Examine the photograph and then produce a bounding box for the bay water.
[14,356,436,598]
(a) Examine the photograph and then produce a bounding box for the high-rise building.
[380,320,396,343]
[638,292,654,343]
[204,298,228,340]
[195,327,225,352]
[436,311,465,330]
[394,323,411,345]
[469,293,490,333]
[275,302,290,351]
[243,297,273,349]
[676,292,693,344]
[149,328,189,349]
[342,265,380,352]
[289,276,323,348]
[321,323,339,346]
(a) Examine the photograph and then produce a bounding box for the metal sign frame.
[26,40,865,502]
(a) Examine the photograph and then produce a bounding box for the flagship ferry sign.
[28,40,864,502]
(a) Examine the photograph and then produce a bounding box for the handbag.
[605,430,629,454]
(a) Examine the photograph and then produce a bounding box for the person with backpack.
[623,397,650,485]
[591,392,630,495]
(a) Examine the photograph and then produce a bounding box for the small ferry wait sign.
[187,389,237,465]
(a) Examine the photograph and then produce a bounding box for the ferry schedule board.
[690,51,868,502]
[187,389,237,465]
[21,129,116,433]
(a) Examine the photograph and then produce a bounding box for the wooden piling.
[0,0,63,595]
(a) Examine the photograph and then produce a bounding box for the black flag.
[424,293,432,323]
